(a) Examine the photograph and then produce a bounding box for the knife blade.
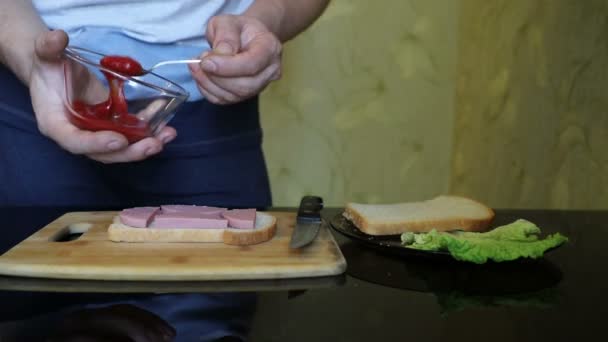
[289,195,324,249]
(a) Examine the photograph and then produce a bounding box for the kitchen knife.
[289,196,324,249]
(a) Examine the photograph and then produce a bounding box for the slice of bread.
[108,212,277,246]
[343,195,494,235]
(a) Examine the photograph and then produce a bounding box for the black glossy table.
[0,207,605,341]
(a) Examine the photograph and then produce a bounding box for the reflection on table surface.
[0,292,256,341]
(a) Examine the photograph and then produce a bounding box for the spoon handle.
[151,59,201,69]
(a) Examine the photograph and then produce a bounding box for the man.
[0,0,330,207]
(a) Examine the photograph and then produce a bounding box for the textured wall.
[260,0,459,207]
[450,0,608,209]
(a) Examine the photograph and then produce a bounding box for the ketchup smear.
[68,55,148,143]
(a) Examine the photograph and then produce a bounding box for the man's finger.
[206,15,242,56]
[156,126,177,144]
[41,118,129,155]
[189,63,239,104]
[88,137,164,164]
[207,62,280,98]
[35,30,69,61]
[200,33,280,77]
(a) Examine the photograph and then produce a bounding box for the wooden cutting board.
[0,211,346,281]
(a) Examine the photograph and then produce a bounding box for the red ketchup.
[68,55,149,143]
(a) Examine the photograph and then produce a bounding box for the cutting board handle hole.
[50,223,93,242]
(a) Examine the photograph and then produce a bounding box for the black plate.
[339,239,563,295]
[329,213,452,260]
[329,212,565,262]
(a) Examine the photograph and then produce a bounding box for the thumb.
[35,30,69,62]
[206,15,242,56]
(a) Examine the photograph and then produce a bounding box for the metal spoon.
[141,59,202,75]
[64,47,202,76]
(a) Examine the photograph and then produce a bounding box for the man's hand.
[29,30,177,163]
[189,15,282,105]
[47,304,176,342]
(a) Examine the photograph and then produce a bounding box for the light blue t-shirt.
[32,0,255,102]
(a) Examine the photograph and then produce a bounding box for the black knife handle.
[297,196,323,219]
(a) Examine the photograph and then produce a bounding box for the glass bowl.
[63,46,189,143]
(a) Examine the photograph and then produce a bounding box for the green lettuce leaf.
[401,219,568,264]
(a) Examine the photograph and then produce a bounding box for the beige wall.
[260,0,607,209]
[450,0,608,209]
[261,0,459,207]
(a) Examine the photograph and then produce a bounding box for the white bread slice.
[108,212,277,246]
[343,195,494,235]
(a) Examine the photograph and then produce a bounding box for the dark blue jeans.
[0,66,272,208]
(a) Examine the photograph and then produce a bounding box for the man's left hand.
[190,14,282,105]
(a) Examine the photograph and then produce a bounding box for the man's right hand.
[28,30,177,163]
